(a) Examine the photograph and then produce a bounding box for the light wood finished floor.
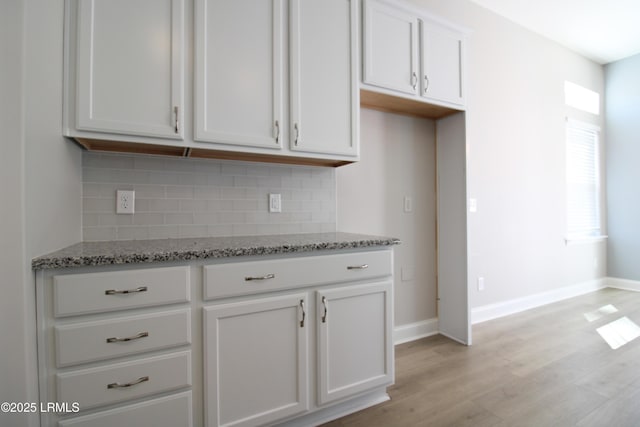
[323,288,640,427]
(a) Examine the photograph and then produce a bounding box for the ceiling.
[468,0,640,64]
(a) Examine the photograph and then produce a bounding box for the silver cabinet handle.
[299,300,306,328]
[294,123,299,146]
[174,106,179,134]
[107,376,149,389]
[245,273,275,282]
[347,264,369,270]
[412,72,418,90]
[105,286,148,295]
[106,331,149,343]
[321,296,328,323]
[274,120,280,144]
[424,75,430,93]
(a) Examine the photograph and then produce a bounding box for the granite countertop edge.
[32,232,401,270]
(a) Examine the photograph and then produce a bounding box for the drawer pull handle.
[245,274,275,282]
[107,376,149,389]
[299,300,306,328]
[347,264,369,270]
[106,332,149,343]
[105,286,148,295]
[321,296,328,323]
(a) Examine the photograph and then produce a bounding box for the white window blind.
[566,119,601,239]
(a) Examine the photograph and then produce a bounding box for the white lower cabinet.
[37,248,394,427]
[317,282,393,405]
[57,391,192,427]
[203,250,394,427]
[203,294,309,427]
[36,266,193,427]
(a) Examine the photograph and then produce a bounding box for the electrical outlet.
[269,193,281,213]
[116,190,135,214]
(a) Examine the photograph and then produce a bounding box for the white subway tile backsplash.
[116,226,149,240]
[148,225,179,240]
[165,213,194,225]
[145,199,180,212]
[82,152,336,241]
[178,225,209,238]
[165,185,195,199]
[132,185,166,199]
[83,226,117,241]
[180,199,209,212]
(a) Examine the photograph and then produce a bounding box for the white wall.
[605,53,640,280]
[0,2,33,426]
[339,0,606,331]
[1,1,82,426]
[410,0,606,311]
[338,109,437,326]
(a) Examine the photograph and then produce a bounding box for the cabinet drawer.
[57,351,191,410]
[58,390,192,427]
[204,250,392,300]
[53,266,190,317]
[55,309,191,367]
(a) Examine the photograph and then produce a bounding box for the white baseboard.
[471,278,607,324]
[394,318,438,345]
[606,277,640,292]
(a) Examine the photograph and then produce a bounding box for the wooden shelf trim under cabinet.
[73,138,354,168]
[360,89,460,120]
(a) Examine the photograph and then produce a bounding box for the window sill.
[564,235,608,245]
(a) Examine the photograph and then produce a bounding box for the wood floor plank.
[321,288,640,427]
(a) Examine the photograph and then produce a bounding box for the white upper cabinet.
[420,20,465,106]
[64,0,360,165]
[72,0,185,139]
[194,0,284,150]
[290,0,359,157]
[362,0,419,95]
[361,0,467,111]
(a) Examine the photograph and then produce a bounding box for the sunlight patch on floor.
[584,304,619,322]
[596,316,640,350]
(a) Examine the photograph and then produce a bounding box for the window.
[566,119,602,240]
[564,81,600,115]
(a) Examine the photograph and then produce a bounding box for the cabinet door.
[289,0,359,157]
[195,0,284,149]
[421,21,465,106]
[362,0,419,95]
[317,282,393,405]
[75,0,184,139]
[203,294,309,427]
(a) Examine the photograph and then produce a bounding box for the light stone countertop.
[32,232,400,270]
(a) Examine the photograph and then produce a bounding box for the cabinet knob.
[411,72,418,90]
[424,75,430,93]
[299,299,306,328]
[274,120,280,144]
[347,264,369,270]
